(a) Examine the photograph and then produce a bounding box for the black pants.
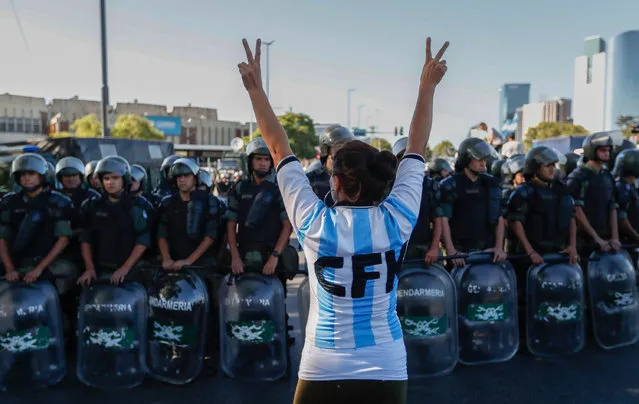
[293,379,407,404]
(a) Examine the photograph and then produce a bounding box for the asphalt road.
[5,274,639,403]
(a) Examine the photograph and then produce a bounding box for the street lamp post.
[263,40,275,99]
[357,104,366,128]
[99,0,110,137]
[347,88,356,129]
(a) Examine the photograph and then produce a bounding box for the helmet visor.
[535,148,559,165]
[467,141,499,161]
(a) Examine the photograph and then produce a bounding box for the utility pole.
[264,40,275,99]
[347,88,356,128]
[99,0,110,137]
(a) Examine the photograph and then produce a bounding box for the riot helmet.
[455,138,499,174]
[613,149,639,178]
[11,153,48,192]
[564,152,580,177]
[160,155,181,180]
[246,137,272,178]
[392,137,409,159]
[610,139,636,172]
[171,158,200,192]
[319,125,355,165]
[198,169,213,190]
[429,158,453,181]
[95,156,132,195]
[130,164,147,193]
[55,157,85,182]
[85,160,98,179]
[582,131,622,163]
[306,160,322,173]
[490,159,506,179]
[524,146,559,182]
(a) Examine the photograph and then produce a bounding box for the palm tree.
[616,115,636,129]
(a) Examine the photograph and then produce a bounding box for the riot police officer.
[226,137,296,279]
[198,169,213,193]
[502,154,525,202]
[507,147,578,262]
[567,132,621,263]
[392,137,442,263]
[56,157,101,208]
[77,156,152,285]
[153,155,180,200]
[613,149,639,244]
[215,172,232,206]
[130,164,159,207]
[439,138,507,266]
[55,157,101,265]
[85,160,101,190]
[428,158,453,181]
[306,125,355,206]
[157,158,223,270]
[0,154,76,291]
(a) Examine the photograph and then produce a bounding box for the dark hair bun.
[333,140,398,204]
[371,151,397,182]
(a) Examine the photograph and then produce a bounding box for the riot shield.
[147,269,209,385]
[297,277,310,342]
[452,253,518,365]
[526,254,585,357]
[0,280,65,391]
[77,281,148,389]
[397,261,458,378]
[588,250,639,349]
[219,273,287,381]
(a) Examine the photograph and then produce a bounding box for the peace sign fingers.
[239,38,264,92]
[434,41,450,62]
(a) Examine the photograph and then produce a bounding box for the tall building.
[605,30,639,130]
[498,83,531,126]
[573,36,607,132]
[521,98,572,139]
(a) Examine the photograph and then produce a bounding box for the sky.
[0,0,638,146]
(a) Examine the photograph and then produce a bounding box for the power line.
[9,0,32,58]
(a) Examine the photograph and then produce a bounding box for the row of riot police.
[304,126,639,362]
[0,138,299,331]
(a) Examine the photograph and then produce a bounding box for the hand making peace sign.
[421,37,450,89]
[238,38,263,93]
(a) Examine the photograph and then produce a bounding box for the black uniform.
[153,178,176,201]
[567,165,617,252]
[225,175,297,277]
[157,190,223,266]
[79,193,152,279]
[616,179,639,244]
[0,188,76,290]
[439,172,502,252]
[306,166,334,207]
[405,176,441,260]
[507,180,574,255]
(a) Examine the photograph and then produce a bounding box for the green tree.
[371,138,392,152]
[71,114,102,138]
[524,122,589,150]
[433,140,456,157]
[111,114,165,140]
[424,145,433,161]
[253,112,318,159]
[617,114,638,139]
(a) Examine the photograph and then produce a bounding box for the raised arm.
[238,39,293,168]
[405,38,449,157]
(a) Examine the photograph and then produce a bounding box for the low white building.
[0,93,48,144]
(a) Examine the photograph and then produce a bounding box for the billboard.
[146,116,182,136]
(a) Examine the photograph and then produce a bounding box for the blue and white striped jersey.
[276,153,424,380]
